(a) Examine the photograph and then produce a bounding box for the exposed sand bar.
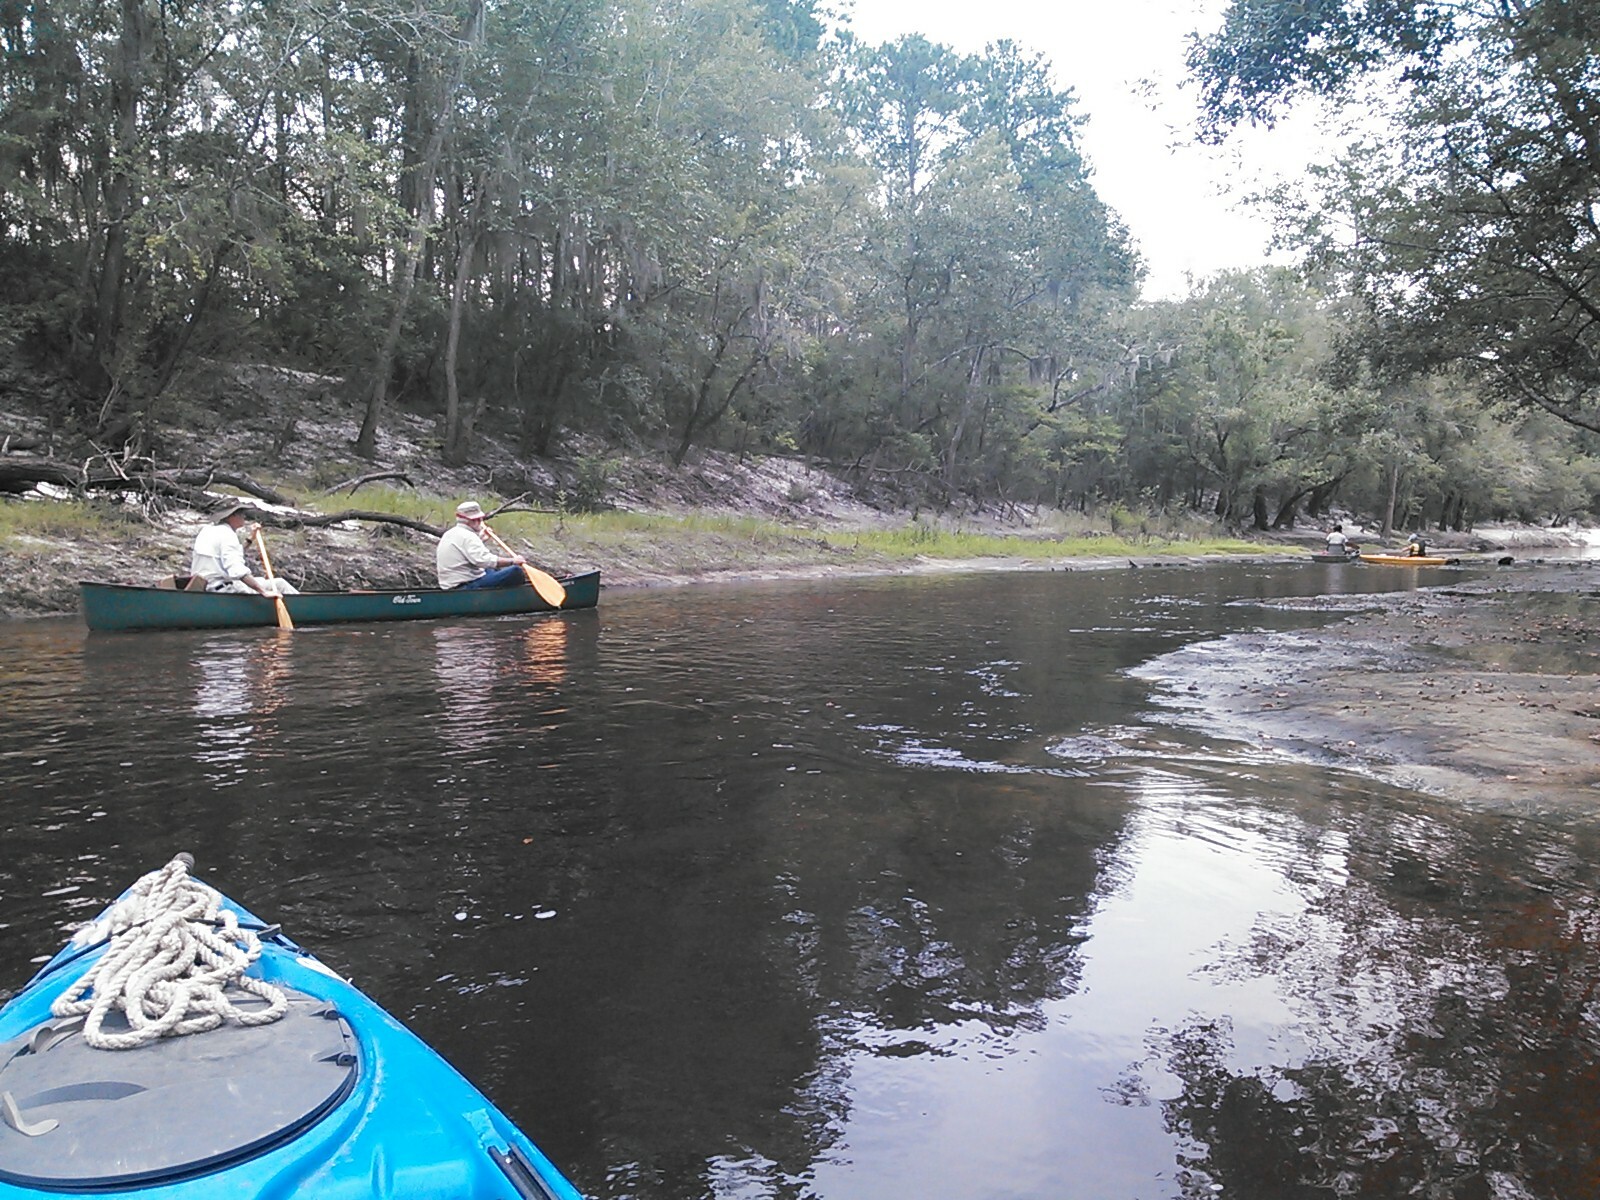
[1131,563,1600,821]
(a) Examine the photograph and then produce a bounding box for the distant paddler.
[190,502,300,597]
[435,500,562,606]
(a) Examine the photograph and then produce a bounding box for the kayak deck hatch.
[0,993,357,1190]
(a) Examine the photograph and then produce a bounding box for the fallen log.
[0,459,78,493]
[272,508,443,537]
[324,471,415,495]
[164,468,293,507]
[0,458,214,507]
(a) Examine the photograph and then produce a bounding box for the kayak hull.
[0,890,583,1200]
[79,570,600,631]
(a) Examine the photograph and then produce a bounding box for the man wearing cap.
[190,503,300,595]
[436,500,527,590]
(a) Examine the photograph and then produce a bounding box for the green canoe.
[79,570,599,631]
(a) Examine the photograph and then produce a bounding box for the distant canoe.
[1357,553,1450,566]
[1310,551,1359,563]
[80,570,599,632]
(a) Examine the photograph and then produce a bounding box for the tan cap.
[214,501,254,523]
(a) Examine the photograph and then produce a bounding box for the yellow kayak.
[1359,552,1450,566]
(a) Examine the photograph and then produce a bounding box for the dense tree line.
[1,0,1596,529]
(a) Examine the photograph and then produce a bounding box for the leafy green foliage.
[1193,0,1600,438]
[0,0,1595,529]
[1187,0,1458,138]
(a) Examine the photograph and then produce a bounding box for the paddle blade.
[524,566,566,608]
[273,596,295,630]
[484,523,564,607]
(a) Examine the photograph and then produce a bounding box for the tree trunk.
[673,353,753,468]
[442,183,485,465]
[1381,461,1400,537]
[89,0,148,398]
[1306,474,1341,518]
[441,227,475,465]
[943,342,986,487]
[354,0,484,460]
[1271,488,1308,529]
[355,240,423,459]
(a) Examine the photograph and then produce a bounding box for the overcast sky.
[841,0,1332,300]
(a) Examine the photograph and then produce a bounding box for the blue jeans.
[456,565,528,591]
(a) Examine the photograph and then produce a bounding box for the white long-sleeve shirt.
[191,522,252,590]
[436,523,499,588]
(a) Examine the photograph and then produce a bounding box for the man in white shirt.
[436,500,527,590]
[190,503,300,595]
[1325,525,1350,554]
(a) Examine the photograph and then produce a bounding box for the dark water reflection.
[3,563,1599,1199]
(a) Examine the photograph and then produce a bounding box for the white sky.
[841,0,1335,300]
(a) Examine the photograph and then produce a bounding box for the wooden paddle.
[482,524,565,607]
[251,528,295,630]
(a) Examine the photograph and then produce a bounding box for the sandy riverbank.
[1131,561,1600,820]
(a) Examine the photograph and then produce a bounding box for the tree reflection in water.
[1145,807,1600,1198]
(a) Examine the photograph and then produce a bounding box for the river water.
[4,562,1600,1199]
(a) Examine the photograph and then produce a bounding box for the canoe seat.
[152,572,208,592]
[153,575,208,591]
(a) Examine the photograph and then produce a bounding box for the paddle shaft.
[251,528,295,630]
[482,524,565,608]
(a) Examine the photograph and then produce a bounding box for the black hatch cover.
[0,989,359,1189]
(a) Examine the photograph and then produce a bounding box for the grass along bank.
[513,509,1274,585]
[265,480,1273,576]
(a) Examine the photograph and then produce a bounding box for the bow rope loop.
[50,855,289,1051]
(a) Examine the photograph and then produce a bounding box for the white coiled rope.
[50,855,289,1051]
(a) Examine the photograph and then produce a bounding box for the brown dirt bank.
[1132,563,1600,820]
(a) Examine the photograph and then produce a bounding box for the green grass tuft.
[0,497,129,542]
